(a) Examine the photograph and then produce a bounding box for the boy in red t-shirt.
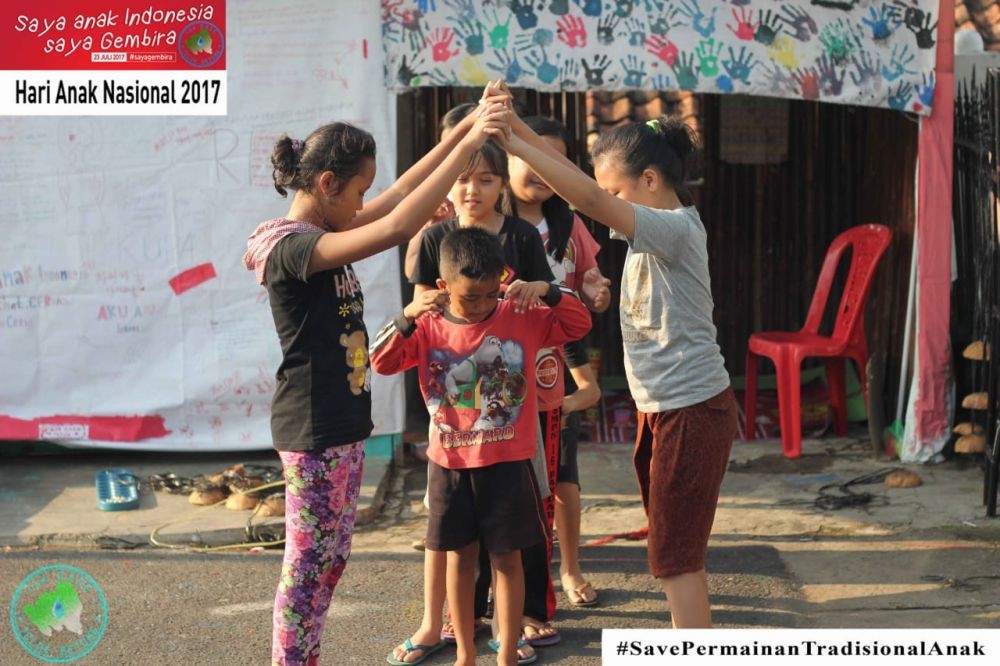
[371,226,591,665]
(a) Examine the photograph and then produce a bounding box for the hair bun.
[654,116,696,159]
[268,123,376,200]
[270,134,299,198]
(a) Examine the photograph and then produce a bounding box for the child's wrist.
[541,283,562,307]
[395,311,417,336]
[506,133,524,155]
[458,134,481,151]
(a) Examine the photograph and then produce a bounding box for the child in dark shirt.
[245,98,511,665]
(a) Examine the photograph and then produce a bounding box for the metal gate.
[952,67,1000,516]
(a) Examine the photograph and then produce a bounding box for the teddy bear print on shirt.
[340,330,371,396]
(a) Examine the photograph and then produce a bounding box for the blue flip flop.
[386,638,446,665]
[95,468,140,511]
[487,638,538,665]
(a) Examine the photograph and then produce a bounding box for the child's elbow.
[369,355,392,376]
[379,215,413,247]
[387,226,411,248]
[581,383,601,409]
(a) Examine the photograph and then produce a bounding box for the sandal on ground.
[564,579,599,607]
[439,617,488,643]
[521,617,561,647]
[487,638,538,665]
[386,638,446,665]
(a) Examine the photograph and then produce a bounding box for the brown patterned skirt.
[633,387,737,578]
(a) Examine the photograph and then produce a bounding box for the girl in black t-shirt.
[409,139,555,292]
[246,100,510,666]
[403,102,478,280]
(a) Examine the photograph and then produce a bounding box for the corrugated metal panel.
[953,67,1000,512]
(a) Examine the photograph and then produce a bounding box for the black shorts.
[557,410,582,486]
[426,459,548,554]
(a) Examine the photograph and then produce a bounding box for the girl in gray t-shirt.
[503,106,738,630]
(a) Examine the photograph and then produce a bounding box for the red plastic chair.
[744,224,892,458]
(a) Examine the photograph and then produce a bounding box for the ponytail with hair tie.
[592,114,697,206]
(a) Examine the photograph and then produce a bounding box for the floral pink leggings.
[271,442,364,666]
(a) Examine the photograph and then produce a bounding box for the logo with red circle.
[535,352,560,390]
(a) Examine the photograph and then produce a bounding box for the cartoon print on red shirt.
[427,360,448,397]
[424,334,528,439]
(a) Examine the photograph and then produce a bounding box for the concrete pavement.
[376,434,1000,631]
[2,434,1000,665]
[0,447,393,549]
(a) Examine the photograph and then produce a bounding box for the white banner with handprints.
[383,0,940,114]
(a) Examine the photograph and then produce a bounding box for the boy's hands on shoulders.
[506,280,550,313]
[403,289,449,323]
